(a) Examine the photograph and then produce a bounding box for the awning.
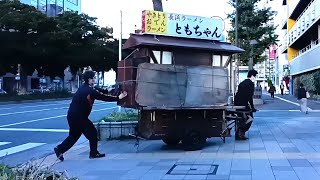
[123,33,244,54]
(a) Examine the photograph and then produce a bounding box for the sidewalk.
[35,102,320,180]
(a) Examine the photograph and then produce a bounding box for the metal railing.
[296,0,315,22]
[293,38,320,58]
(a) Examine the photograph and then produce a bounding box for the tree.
[0,1,118,78]
[54,12,117,75]
[0,0,51,75]
[227,0,278,67]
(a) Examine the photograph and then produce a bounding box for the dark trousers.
[236,109,253,135]
[281,89,284,95]
[57,115,98,155]
[271,92,275,98]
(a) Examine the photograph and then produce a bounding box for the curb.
[0,98,72,105]
[33,137,89,167]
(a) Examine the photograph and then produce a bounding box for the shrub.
[0,161,78,180]
[100,109,138,122]
[300,73,316,92]
[313,71,320,95]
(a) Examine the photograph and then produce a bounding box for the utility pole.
[233,0,239,95]
[119,10,123,62]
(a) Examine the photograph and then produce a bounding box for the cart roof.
[123,34,244,54]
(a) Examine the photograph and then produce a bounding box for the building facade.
[20,0,81,16]
[280,0,320,94]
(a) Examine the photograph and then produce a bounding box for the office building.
[20,0,81,16]
[280,0,320,94]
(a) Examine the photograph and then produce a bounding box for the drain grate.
[167,164,218,175]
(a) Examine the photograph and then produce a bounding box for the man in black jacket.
[54,70,127,161]
[234,70,258,140]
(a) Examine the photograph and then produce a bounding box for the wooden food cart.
[117,11,245,150]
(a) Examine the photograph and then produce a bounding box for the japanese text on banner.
[143,10,167,34]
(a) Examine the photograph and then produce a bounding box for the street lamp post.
[249,40,258,70]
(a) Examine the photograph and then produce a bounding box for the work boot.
[54,147,64,161]
[235,130,249,140]
[89,152,105,159]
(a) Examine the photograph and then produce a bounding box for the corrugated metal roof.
[123,34,244,54]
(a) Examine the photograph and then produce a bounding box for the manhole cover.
[167,164,218,175]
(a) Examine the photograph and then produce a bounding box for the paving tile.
[281,147,300,153]
[229,175,252,180]
[140,173,165,180]
[279,143,295,148]
[250,147,265,151]
[251,170,274,180]
[294,167,320,180]
[275,174,299,180]
[272,170,297,176]
[152,166,172,170]
[138,161,159,166]
[272,166,293,171]
[288,159,311,167]
[230,170,251,175]
[184,175,207,180]
[206,175,229,180]
[161,174,185,180]
[310,162,320,167]
[269,159,291,167]
[231,159,251,170]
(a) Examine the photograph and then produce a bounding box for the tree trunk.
[152,0,163,11]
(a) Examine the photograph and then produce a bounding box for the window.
[212,55,221,67]
[162,51,172,64]
[67,0,78,5]
[212,55,230,67]
[152,51,172,64]
[222,56,229,66]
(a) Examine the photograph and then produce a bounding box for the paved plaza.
[37,95,320,180]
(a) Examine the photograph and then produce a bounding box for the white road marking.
[0,142,11,146]
[0,107,68,116]
[0,106,118,128]
[0,102,115,115]
[263,93,312,111]
[0,102,70,111]
[259,110,301,112]
[0,143,46,158]
[0,128,69,132]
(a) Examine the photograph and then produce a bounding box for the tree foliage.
[0,0,117,77]
[227,0,278,65]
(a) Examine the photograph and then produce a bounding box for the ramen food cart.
[117,10,245,150]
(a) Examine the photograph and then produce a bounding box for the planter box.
[95,121,138,140]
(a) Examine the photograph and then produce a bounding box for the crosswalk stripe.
[0,142,11,146]
[0,128,69,132]
[0,143,46,158]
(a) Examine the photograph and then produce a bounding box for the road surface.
[0,99,119,166]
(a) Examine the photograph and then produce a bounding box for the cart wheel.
[162,137,181,145]
[182,131,206,151]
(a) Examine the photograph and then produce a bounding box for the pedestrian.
[297,83,309,114]
[268,84,276,98]
[234,69,258,140]
[280,83,285,95]
[54,70,128,161]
